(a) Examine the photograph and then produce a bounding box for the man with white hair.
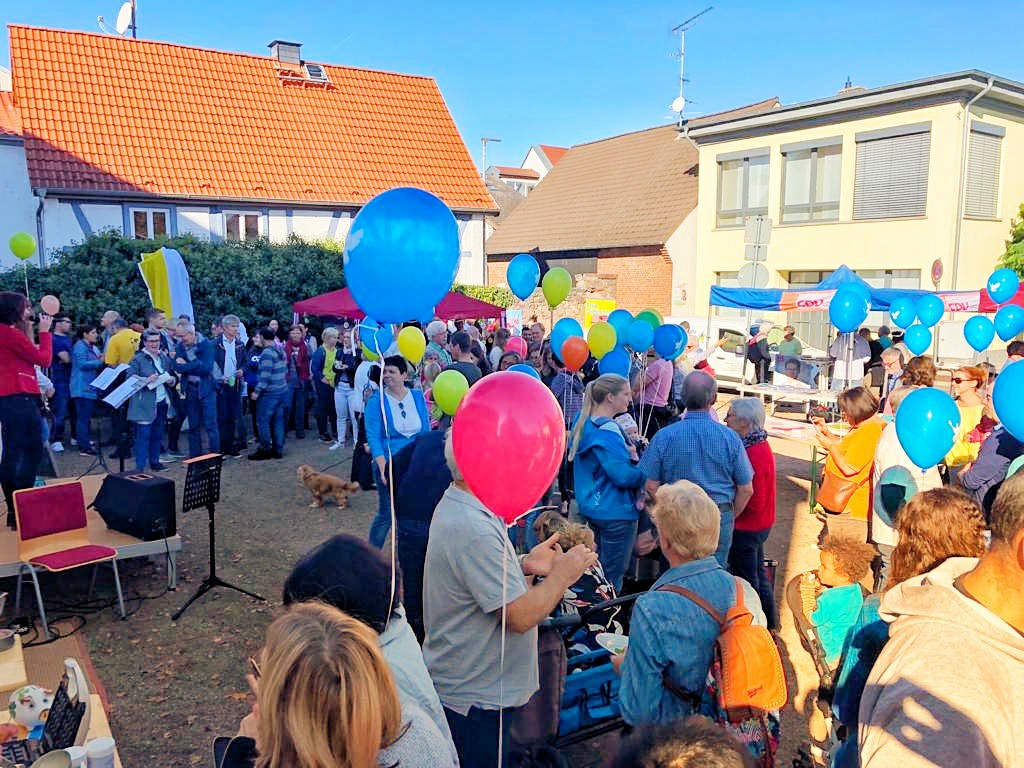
[640,372,753,566]
[425,320,452,368]
[214,314,246,456]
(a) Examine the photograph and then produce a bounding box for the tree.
[1000,203,1024,278]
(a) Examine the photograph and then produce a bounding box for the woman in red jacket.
[724,396,778,628]
[0,292,53,528]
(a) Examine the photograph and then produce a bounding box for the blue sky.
[3,1,1023,169]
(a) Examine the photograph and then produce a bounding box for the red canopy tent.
[292,287,505,320]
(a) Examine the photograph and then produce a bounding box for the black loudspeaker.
[92,472,176,541]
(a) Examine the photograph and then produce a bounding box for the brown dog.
[297,464,361,508]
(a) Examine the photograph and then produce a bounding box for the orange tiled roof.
[538,144,567,164]
[8,25,496,211]
[0,92,20,137]
[493,165,540,180]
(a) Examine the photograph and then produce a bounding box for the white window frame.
[129,207,170,240]
[780,139,842,224]
[224,211,263,242]
[716,150,770,228]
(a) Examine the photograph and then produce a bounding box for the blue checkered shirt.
[639,410,753,505]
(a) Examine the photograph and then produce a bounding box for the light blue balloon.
[626,319,655,351]
[915,294,945,328]
[994,360,1024,441]
[598,348,630,378]
[995,304,1024,342]
[607,309,634,341]
[829,287,869,333]
[507,254,541,301]
[843,281,872,305]
[508,363,541,380]
[653,324,687,361]
[551,317,584,362]
[888,296,917,329]
[987,268,1020,306]
[963,315,996,352]
[343,187,460,323]
[896,387,961,470]
[359,318,394,355]
[903,324,932,356]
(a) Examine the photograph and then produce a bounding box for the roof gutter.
[34,188,46,269]
[951,76,995,291]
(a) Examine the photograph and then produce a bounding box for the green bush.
[1001,203,1024,278]
[454,283,514,308]
[0,232,346,330]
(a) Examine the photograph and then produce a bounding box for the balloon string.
[374,334,398,635]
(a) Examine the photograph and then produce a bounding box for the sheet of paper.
[89,363,129,390]
[102,375,148,408]
[147,371,174,390]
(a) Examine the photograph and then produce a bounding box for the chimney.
[268,40,302,65]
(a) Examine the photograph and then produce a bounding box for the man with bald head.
[638,372,753,566]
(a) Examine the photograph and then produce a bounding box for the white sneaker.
[328,440,343,452]
[51,442,64,453]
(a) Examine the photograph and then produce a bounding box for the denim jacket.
[619,557,736,726]
[70,340,104,399]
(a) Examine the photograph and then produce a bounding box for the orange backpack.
[658,577,788,717]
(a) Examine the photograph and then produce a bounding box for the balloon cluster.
[960,268,1022,352]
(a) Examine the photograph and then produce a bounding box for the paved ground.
[3,413,825,767]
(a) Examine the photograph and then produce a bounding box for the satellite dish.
[115,2,132,35]
[671,96,686,113]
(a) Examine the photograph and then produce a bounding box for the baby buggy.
[509,593,641,767]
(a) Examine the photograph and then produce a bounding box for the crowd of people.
[2,287,1024,767]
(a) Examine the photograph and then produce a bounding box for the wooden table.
[765,415,831,509]
[0,636,27,693]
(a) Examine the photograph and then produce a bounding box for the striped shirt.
[255,346,288,395]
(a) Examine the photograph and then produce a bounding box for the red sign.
[931,259,943,287]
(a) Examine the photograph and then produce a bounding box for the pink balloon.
[40,295,60,315]
[505,336,528,357]
[452,372,565,525]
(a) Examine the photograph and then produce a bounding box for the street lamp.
[481,137,501,179]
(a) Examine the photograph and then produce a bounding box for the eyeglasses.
[951,377,970,384]
[247,656,261,680]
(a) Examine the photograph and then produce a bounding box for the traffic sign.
[738,262,769,289]
[744,216,772,246]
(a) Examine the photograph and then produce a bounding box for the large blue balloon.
[843,281,872,305]
[626,319,655,351]
[915,294,945,328]
[994,360,1024,441]
[598,347,630,378]
[653,324,687,361]
[995,304,1024,342]
[551,317,584,362]
[829,288,869,333]
[507,254,540,301]
[343,187,460,323]
[987,268,1020,306]
[888,296,917,329]
[904,324,932,356]
[896,387,961,470]
[607,309,634,341]
[963,315,996,352]
[360,318,395,355]
[508,363,542,380]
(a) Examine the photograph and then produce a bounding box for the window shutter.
[965,130,1001,218]
[853,132,931,219]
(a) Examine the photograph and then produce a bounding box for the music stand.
[172,453,264,621]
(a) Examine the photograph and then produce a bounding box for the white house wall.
[0,142,39,271]
[664,207,699,318]
[522,147,550,179]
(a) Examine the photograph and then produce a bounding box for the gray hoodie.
[859,557,1024,768]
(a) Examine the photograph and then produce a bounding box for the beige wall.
[694,99,1024,314]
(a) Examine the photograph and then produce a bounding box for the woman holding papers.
[127,329,177,472]
[70,324,104,456]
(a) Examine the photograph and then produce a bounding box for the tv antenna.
[671,6,713,132]
[98,0,137,38]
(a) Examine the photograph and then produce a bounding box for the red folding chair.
[12,482,126,640]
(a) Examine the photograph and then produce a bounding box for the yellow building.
[688,71,1024,348]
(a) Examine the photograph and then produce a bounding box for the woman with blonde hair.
[240,601,455,768]
[568,373,646,591]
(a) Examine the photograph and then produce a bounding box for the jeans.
[369,462,392,548]
[134,401,168,471]
[0,395,44,524]
[874,542,894,592]
[185,391,220,457]
[586,517,637,593]
[334,382,355,444]
[315,380,336,438]
[728,528,778,628]
[444,706,511,768]
[217,384,242,453]
[256,391,287,452]
[50,383,70,442]
[714,503,735,569]
[395,526,428,643]
[73,397,96,451]
[287,383,306,436]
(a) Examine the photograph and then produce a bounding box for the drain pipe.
[34,188,47,268]
[951,77,994,291]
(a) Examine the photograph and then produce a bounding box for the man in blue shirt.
[639,372,753,566]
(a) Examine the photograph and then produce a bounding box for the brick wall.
[488,247,672,321]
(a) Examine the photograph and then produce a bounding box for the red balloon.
[505,336,528,357]
[452,372,566,525]
[560,336,589,372]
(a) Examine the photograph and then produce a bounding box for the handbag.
[817,471,867,514]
